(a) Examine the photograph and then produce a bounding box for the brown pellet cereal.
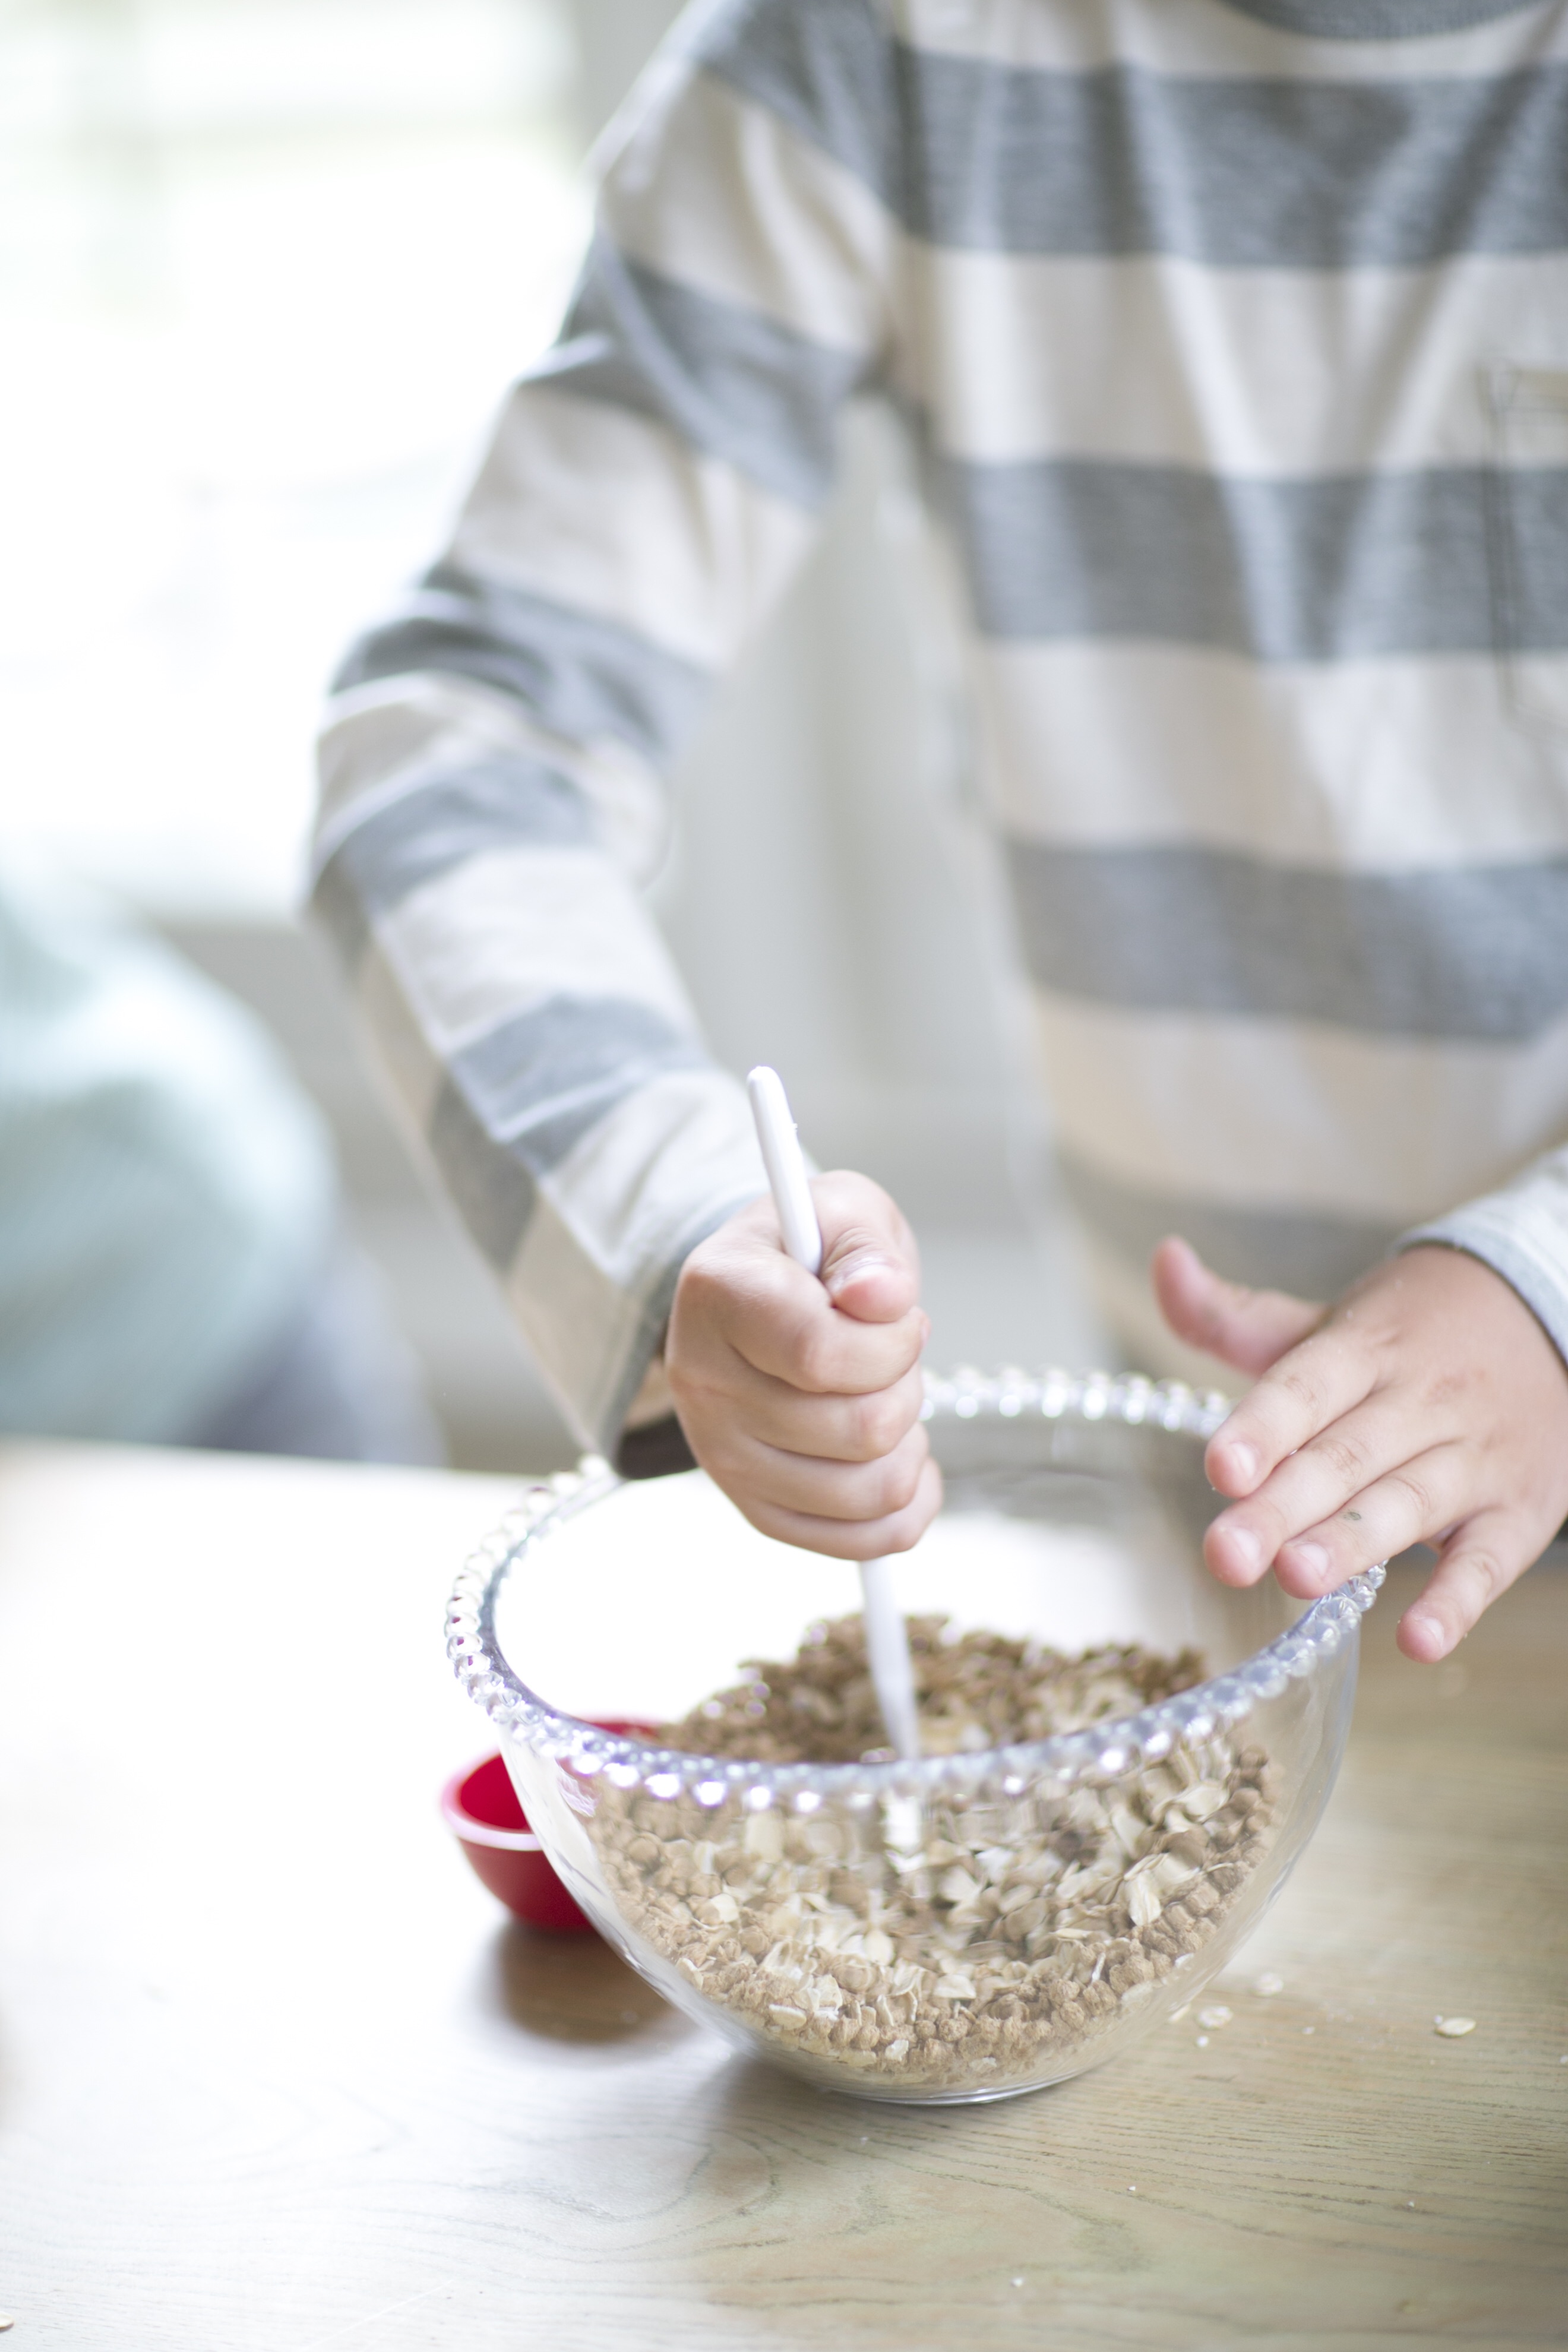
[662,1613,1207,1763]
[587,1613,1279,2091]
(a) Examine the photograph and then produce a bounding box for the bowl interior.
[489,1405,1305,1744]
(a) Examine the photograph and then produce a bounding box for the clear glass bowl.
[447,1370,1382,2104]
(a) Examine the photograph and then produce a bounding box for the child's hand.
[1153,1237,1568,1663]
[666,1171,939,1559]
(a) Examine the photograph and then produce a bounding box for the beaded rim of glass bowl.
[445,1368,1384,1809]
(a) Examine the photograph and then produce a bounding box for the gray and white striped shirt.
[313,0,1568,1452]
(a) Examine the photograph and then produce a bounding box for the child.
[313,0,1568,1659]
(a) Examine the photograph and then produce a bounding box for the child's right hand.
[665,1171,940,1558]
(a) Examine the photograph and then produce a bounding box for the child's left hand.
[1152,1237,1568,1664]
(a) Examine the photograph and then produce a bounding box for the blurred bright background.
[0,0,1104,1469]
[0,0,587,911]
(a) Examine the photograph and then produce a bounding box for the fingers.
[1181,1245,1568,1662]
[665,1169,934,1559]
[1203,1381,1465,1588]
[1154,1234,1343,1499]
[1398,1513,1526,1662]
[817,1172,921,1326]
[735,1455,945,1564]
[1152,1236,1323,1380]
[691,1354,929,1465]
[1203,1316,1373,1502]
[709,1415,932,1527]
[1225,1441,1467,1596]
[675,1210,927,1396]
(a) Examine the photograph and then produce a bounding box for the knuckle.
[870,1450,924,1518]
[876,1462,941,1554]
[780,1333,827,1394]
[817,1170,898,1226]
[1275,1361,1330,1420]
[880,1487,941,1554]
[1460,1549,1507,1605]
[673,1239,734,1310]
[789,1320,844,1394]
[851,1386,912,1461]
[1314,1430,1367,1486]
[674,1234,717,1286]
[1388,1468,1438,1530]
[874,1499,929,1556]
[1422,1366,1471,1413]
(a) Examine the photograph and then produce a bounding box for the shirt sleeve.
[308,0,898,1453]
[1399,1144,1568,1368]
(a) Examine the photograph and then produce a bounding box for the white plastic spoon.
[747,1066,923,1761]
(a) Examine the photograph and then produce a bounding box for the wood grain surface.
[0,1441,1563,2352]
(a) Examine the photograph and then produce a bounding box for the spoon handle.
[746,1066,923,1762]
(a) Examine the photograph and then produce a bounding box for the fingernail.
[1224,1525,1261,1572]
[824,1248,892,1295]
[1290,1541,1331,1585]
[1223,1441,1259,1485]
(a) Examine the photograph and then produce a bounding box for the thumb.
[813,1172,922,1328]
[1151,1235,1322,1377]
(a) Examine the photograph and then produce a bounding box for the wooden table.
[1,1441,1563,2351]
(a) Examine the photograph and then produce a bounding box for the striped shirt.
[313,0,1568,1452]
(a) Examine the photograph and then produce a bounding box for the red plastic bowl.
[441,1725,655,1933]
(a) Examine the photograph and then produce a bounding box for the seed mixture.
[661,1613,1208,1763]
[589,1613,1279,2091]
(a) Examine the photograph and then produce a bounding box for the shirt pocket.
[1486,362,1568,738]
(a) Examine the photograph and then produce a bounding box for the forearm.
[312,677,764,1452]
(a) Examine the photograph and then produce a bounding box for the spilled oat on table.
[590,1615,1279,2091]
